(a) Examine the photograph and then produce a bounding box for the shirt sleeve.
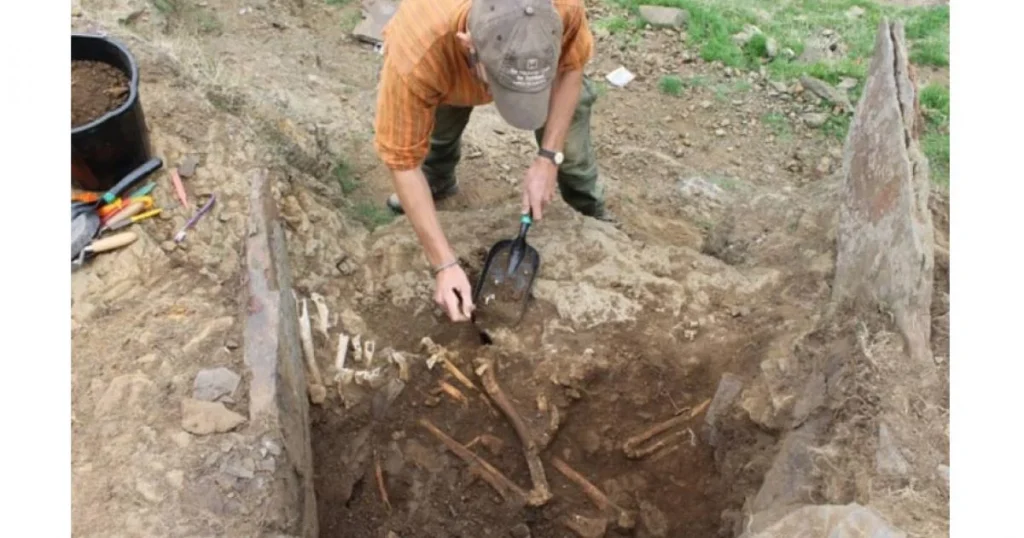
[558,4,594,73]
[373,55,438,172]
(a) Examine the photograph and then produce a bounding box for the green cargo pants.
[420,77,605,216]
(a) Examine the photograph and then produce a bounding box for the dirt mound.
[72,59,129,127]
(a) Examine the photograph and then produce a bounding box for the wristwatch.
[538,148,564,166]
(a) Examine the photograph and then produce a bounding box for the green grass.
[350,201,396,231]
[331,160,359,195]
[601,0,950,78]
[919,83,950,186]
[599,0,950,183]
[762,112,792,139]
[658,75,685,96]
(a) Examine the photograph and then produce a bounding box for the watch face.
[554,152,564,165]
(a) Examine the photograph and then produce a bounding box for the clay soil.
[71,59,129,127]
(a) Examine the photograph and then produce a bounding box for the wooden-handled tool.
[72,232,138,269]
[87,232,138,254]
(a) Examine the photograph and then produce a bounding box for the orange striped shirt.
[373,0,594,171]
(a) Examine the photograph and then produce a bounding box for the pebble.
[170,430,192,448]
[135,479,164,503]
[161,241,177,252]
[193,367,241,402]
[221,456,256,480]
[802,112,829,128]
[180,398,247,435]
[639,500,669,537]
[714,129,726,137]
[226,339,240,350]
[178,154,201,178]
[166,469,185,490]
[509,523,532,538]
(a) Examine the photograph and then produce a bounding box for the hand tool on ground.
[100,196,154,231]
[169,167,189,207]
[472,211,540,330]
[72,231,138,269]
[71,158,162,261]
[71,157,163,220]
[173,195,216,243]
[106,208,162,232]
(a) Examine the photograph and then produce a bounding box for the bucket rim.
[71,33,141,134]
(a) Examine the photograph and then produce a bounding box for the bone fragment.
[443,359,477,392]
[622,398,711,459]
[364,339,376,366]
[375,452,392,512]
[418,418,527,505]
[439,381,469,407]
[335,332,350,376]
[477,359,552,506]
[391,351,410,382]
[298,298,326,403]
[310,292,331,337]
[352,334,363,363]
[551,456,635,530]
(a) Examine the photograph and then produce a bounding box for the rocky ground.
[70,1,949,537]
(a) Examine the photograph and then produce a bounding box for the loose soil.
[71,59,129,127]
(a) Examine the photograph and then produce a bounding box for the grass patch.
[350,201,396,231]
[762,112,792,139]
[658,75,685,96]
[919,83,950,186]
[605,0,949,77]
[331,160,359,195]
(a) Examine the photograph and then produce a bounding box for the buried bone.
[335,332,351,378]
[310,292,331,338]
[390,351,410,382]
[551,456,636,530]
[419,418,528,505]
[621,398,711,459]
[298,298,326,404]
[352,334,363,363]
[364,339,376,366]
[476,359,553,507]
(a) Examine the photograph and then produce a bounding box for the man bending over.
[373,0,613,323]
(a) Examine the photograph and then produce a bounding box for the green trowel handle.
[516,211,533,241]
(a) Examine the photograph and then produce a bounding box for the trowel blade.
[473,241,540,329]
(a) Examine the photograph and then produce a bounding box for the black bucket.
[71,33,153,192]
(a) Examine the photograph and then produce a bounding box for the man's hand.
[522,157,558,220]
[434,264,475,322]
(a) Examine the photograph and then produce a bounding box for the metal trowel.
[472,212,541,329]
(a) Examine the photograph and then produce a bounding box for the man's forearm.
[540,69,584,152]
[392,168,456,267]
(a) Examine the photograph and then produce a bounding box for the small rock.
[639,500,669,537]
[815,156,833,177]
[193,367,241,402]
[769,81,788,94]
[563,514,606,538]
[846,6,866,19]
[263,437,283,457]
[478,433,505,456]
[705,373,743,447]
[181,398,246,435]
[799,75,853,111]
[165,469,185,490]
[509,522,532,538]
[637,5,688,29]
[225,339,240,350]
[937,464,949,489]
[699,100,712,109]
[170,431,192,448]
[714,129,726,137]
[731,24,762,46]
[222,456,256,479]
[837,77,858,91]
[802,112,829,128]
[178,154,201,178]
[765,37,778,58]
[161,241,177,252]
[135,479,164,503]
[256,456,277,474]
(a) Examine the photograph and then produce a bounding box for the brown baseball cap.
[469,0,563,131]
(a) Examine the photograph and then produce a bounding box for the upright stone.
[832,20,935,372]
